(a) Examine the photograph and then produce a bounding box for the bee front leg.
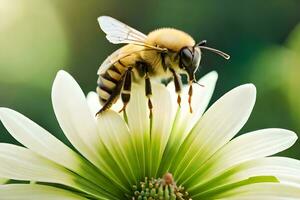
[170,69,182,107]
[119,68,132,113]
[145,72,153,118]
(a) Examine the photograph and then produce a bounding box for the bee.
[96,16,229,116]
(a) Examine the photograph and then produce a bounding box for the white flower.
[0,70,299,200]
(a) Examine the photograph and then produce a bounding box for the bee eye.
[180,47,193,67]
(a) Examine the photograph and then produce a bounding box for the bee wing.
[98,48,122,75]
[98,16,148,45]
[97,46,144,75]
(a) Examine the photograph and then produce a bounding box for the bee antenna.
[196,41,230,60]
[196,40,207,46]
[199,46,230,60]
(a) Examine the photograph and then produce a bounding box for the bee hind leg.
[96,79,124,116]
[145,72,153,118]
[119,68,132,113]
[96,100,113,116]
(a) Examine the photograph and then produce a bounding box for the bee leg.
[119,68,132,113]
[96,79,123,116]
[145,72,153,118]
[188,84,193,113]
[170,69,182,107]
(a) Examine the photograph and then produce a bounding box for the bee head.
[180,40,230,83]
[179,46,201,82]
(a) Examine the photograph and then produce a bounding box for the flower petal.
[158,71,218,175]
[0,143,74,184]
[52,71,102,164]
[125,83,150,177]
[150,83,173,177]
[52,71,129,193]
[124,82,176,177]
[0,107,80,172]
[221,157,300,187]
[87,93,141,188]
[193,175,279,199]
[187,128,297,190]
[0,107,120,198]
[0,143,117,199]
[171,71,218,135]
[0,184,88,200]
[190,156,300,195]
[215,183,300,199]
[86,91,101,115]
[89,82,175,178]
[96,110,140,184]
[170,84,256,181]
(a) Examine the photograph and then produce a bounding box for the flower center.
[130,173,192,200]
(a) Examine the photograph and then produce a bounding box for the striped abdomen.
[97,61,128,107]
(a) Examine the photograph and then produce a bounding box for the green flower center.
[130,173,191,200]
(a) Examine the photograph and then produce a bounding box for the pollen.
[130,173,191,200]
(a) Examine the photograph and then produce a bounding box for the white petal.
[125,83,150,177]
[125,82,175,177]
[87,95,139,186]
[171,71,218,136]
[223,157,300,187]
[150,83,174,177]
[51,71,129,192]
[96,110,139,184]
[187,128,297,189]
[0,107,123,198]
[51,71,102,169]
[158,71,218,175]
[126,83,150,136]
[86,92,101,115]
[171,84,256,181]
[0,108,80,172]
[216,183,300,200]
[0,143,115,199]
[110,98,124,113]
[190,156,300,193]
[0,184,88,200]
[0,143,74,184]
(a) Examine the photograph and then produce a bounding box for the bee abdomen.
[97,63,125,105]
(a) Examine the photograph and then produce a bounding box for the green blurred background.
[0,0,300,159]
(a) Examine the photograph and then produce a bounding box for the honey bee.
[96,16,229,116]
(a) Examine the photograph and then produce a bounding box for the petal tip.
[239,83,257,99]
[271,128,298,146]
[55,70,70,81]
[86,91,97,98]
[244,83,256,91]
[281,129,298,148]
[289,130,298,143]
[209,70,218,79]
[199,71,218,83]
[52,70,75,96]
